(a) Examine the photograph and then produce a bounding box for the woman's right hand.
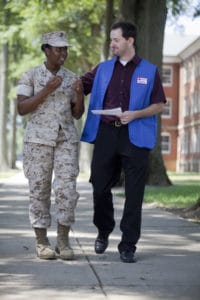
[45,76,63,93]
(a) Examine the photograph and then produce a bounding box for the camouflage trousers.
[23,139,79,228]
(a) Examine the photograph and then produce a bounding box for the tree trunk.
[0,44,9,171]
[9,95,17,169]
[120,0,171,186]
[103,0,115,60]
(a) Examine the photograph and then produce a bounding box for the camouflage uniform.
[17,63,79,228]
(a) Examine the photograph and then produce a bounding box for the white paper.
[91,107,122,116]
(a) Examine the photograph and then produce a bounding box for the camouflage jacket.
[17,63,79,146]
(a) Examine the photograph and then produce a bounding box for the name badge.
[137,77,148,84]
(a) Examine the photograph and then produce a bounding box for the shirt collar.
[115,54,141,66]
[43,61,63,76]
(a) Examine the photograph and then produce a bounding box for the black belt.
[110,120,122,127]
[102,120,122,127]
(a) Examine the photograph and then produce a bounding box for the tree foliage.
[5,0,106,73]
[0,0,106,170]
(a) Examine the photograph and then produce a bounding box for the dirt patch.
[165,198,200,223]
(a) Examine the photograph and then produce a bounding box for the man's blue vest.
[81,57,157,149]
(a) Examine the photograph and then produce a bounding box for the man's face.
[47,46,68,66]
[110,28,133,58]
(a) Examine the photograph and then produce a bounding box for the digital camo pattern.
[17,63,79,146]
[17,63,80,228]
[42,31,70,47]
[23,136,79,227]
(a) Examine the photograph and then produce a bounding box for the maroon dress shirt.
[81,54,166,122]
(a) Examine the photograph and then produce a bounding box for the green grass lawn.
[115,172,200,209]
[144,182,199,208]
[144,172,200,208]
[0,169,20,188]
[0,169,20,179]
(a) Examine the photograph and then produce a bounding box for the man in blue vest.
[81,21,166,263]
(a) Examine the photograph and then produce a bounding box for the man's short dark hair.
[111,21,137,44]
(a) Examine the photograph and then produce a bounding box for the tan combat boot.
[55,223,74,260]
[34,228,56,260]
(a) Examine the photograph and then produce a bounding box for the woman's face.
[46,46,68,67]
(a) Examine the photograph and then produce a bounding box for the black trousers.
[90,122,150,253]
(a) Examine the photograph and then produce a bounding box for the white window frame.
[162,66,173,87]
[162,98,172,118]
[161,133,171,154]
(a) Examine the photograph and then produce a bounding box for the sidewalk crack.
[74,235,108,298]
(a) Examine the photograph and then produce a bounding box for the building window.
[162,98,172,118]
[185,131,189,154]
[183,95,190,117]
[194,54,200,79]
[183,61,191,83]
[197,126,200,153]
[194,87,200,113]
[161,133,171,154]
[162,66,173,86]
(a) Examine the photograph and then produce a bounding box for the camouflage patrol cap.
[42,31,70,47]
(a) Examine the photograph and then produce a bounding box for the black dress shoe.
[120,250,136,263]
[95,236,109,254]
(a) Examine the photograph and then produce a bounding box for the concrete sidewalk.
[0,171,200,300]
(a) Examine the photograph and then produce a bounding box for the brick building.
[162,34,200,172]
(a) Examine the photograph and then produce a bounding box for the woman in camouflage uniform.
[17,31,84,260]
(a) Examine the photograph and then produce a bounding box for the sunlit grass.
[0,169,20,179]
[116,173,200,209]
[144,182,200,208]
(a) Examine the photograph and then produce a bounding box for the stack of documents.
[91,107,122,116]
